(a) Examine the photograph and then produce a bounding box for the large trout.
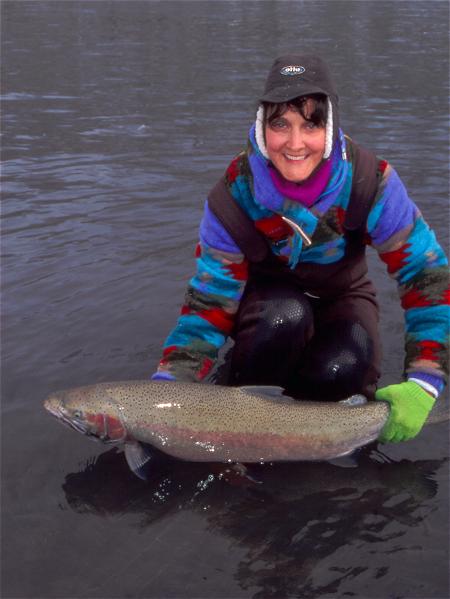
[44,381,448,477]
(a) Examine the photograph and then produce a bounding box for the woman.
[152,54,449,444]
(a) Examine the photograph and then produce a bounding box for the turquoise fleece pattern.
[153,129,449,393]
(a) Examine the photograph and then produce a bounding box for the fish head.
[44,385,127,444]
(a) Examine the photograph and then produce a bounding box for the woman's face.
[264,100,326,182]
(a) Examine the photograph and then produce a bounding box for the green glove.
[375,381,436,443]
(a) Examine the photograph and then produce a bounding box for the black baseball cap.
[260,54,338,104]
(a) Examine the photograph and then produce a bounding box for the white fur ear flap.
[255,105,269,159]
[323,98,333,159]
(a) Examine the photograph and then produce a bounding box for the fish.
[43,380,449,479]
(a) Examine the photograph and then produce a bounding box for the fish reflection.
[62,447,232,524]
[210,452,446,598]
[62,448,446,597]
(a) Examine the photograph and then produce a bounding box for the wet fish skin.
[44,380,394,464]
[44,380,450,468]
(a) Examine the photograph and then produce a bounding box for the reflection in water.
[217,455,442,598]
[63,448,195,523]
[63,449,445,598]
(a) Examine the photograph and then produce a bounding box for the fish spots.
[45,380,389,462]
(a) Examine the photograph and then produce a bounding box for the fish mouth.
[44,399,91,436]
[44,398,122,444]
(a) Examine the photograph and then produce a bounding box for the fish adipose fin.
[125,442,160,480]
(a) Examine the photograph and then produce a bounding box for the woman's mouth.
[285,153,308,161]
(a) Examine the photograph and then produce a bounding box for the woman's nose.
[287,127,305,150]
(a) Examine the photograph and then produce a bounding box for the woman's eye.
[270,119,287,129]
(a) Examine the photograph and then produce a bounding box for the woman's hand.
[375,381,436,443]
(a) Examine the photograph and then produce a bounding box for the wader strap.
[208,140,379,262]
[344,139,379,231]
[207,178,269,262]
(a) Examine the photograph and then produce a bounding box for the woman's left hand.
[375,381,436,443]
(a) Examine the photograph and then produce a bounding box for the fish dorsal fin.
[239,386,288,399]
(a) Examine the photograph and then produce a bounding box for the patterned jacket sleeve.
[152,195,249,382]
[367,160,449,396]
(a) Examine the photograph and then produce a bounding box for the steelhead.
[44,381,449,475]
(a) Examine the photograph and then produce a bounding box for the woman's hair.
[263,94,328,127]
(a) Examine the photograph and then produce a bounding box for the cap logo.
[280,65,305,76]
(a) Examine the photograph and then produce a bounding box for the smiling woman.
[264,100,326,182]
[152,53,449,448]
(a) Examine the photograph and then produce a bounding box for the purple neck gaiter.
[269,158,332,207]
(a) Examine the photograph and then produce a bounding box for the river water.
[2,1,449,598]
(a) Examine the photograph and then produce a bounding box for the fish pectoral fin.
[124,442,157,481]
[239,385,287,399]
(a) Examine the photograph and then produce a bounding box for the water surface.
[2,1,449,597]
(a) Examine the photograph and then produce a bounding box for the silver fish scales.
[44,380,449,475]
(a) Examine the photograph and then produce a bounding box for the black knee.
[229,282,314,386]
[296,320,377,400]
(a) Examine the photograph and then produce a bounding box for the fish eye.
[72,409,83,419]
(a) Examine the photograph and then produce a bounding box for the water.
[2,1,449,597]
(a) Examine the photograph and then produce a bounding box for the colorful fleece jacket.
[153,127,449,396]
